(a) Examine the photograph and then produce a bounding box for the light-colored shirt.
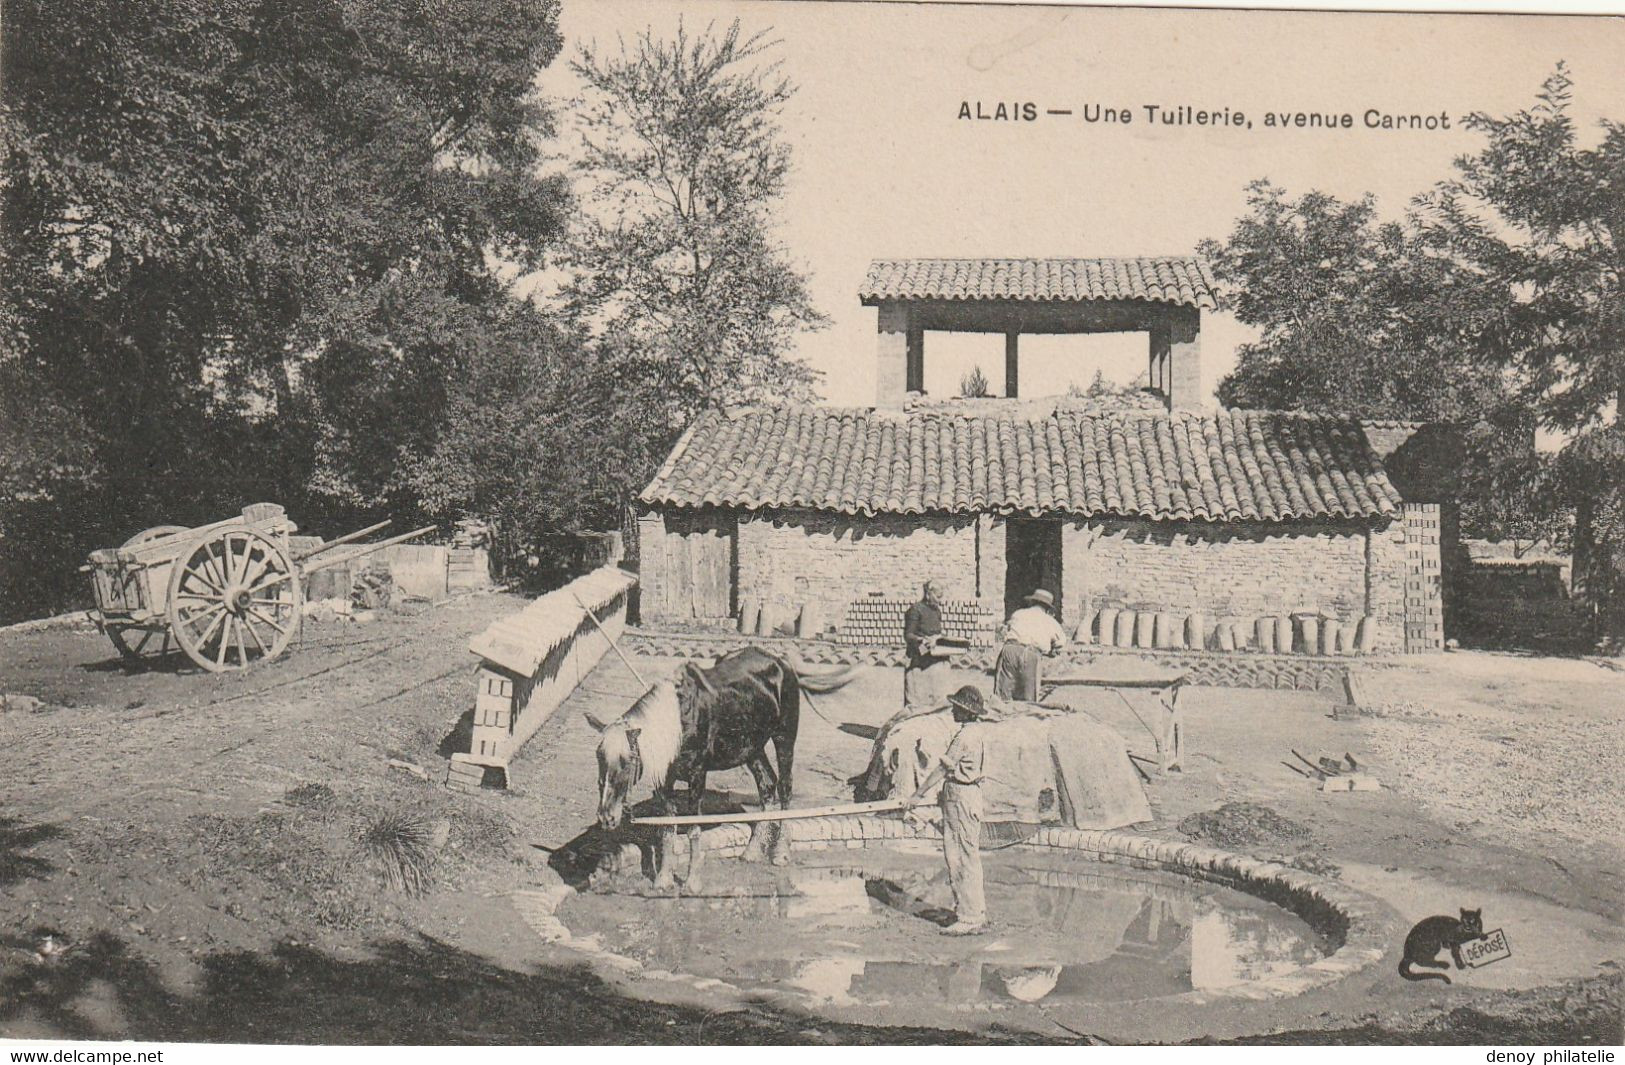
[1003,605,1067,654]
[940,722,987,786]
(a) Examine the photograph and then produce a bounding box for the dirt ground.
[1,594,1620,1045]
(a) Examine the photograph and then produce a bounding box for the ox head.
[584,711,640,831]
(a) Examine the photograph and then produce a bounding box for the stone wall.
[640,505,1422,653]
[1367,520,1410,650]
[734,509,1001,633]
[1060,517,1409,653]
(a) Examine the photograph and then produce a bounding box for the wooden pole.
[1005,332,1020,398]
[300,525,438,574]
[570,588,649,690]
[632,798,907,827]
[291,520,391,562]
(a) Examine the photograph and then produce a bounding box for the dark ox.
[585,647,804,891]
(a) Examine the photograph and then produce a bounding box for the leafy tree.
[1202,65,1622,635]
[1414,64,1623,620]
[563,20,824,419]
[0,0,572,619]
[402,311,680,574]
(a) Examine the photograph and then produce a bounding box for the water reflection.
[563,853,1327,1007]
[1190,895,1323,988]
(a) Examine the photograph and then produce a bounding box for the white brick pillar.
[876,302,911,407]
[1167,307,1203,410]
[1060,520,1093,634]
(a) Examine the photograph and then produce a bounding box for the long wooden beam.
[632,798,907,827]
[300,525,437,574]
[570,588,649,690]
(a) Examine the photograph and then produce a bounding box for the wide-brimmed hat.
[1024,589,1056,609]
[947,685,989,718]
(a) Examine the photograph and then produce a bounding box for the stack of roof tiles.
[859,257,1219,309]
[641,406,1404,523]
[838,598,995,648]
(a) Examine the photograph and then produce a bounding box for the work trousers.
[993,640,1040,701]
[940,780,986,926]
[904,655,951,707]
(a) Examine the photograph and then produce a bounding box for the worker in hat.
[993,588,1067,701]
[902,684,992,935]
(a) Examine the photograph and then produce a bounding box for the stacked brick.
[455,566,637,790]
[446,546,490,591]
[837,597,995,647]
[1403,504,1445,652]
[623,629,1351,692]
[446,754,490,795]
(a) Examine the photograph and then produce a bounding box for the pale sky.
[534,2,1625,408]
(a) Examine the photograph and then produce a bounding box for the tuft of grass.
[283,782,338,812]
[356,811,444,895]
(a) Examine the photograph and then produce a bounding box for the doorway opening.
[1005,518,1062,620]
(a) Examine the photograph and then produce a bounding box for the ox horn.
[685,664,718,697]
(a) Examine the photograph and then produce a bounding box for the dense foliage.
[1202,66,1622,628]
[0,0,573,617]
[1199,181,1538,540]
[1,8,818,621]
[1414,66,1624,619]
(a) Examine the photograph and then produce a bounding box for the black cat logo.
[1399,907,1488,984]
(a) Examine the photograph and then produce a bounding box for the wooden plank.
[697,517,731,619]
[632,798,907,827]
[693,520,714,617]
[713,521,730,618]
[668,523,691,618]
[643,516,667,620]
[1042,672,1187,689]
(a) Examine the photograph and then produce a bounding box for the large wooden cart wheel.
[166,527,301,672]
[121,525,189,549]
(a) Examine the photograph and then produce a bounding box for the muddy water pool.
[560,848,1332,1007]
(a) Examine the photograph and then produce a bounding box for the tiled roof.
[859,257,1218,309]
[640,405,1405,523]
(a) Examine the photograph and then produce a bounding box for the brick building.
[634,257,1455,653]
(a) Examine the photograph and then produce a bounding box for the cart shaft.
[292,520,392,563]
[300,525,437,574]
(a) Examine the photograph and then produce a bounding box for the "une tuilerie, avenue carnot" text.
[958,100,1455,131]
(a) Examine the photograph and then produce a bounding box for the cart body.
[86,504,431,673]
[87,503,300,671]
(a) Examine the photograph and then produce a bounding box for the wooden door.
[666,512,736,621]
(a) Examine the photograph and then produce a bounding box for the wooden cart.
[85,503,433,672]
